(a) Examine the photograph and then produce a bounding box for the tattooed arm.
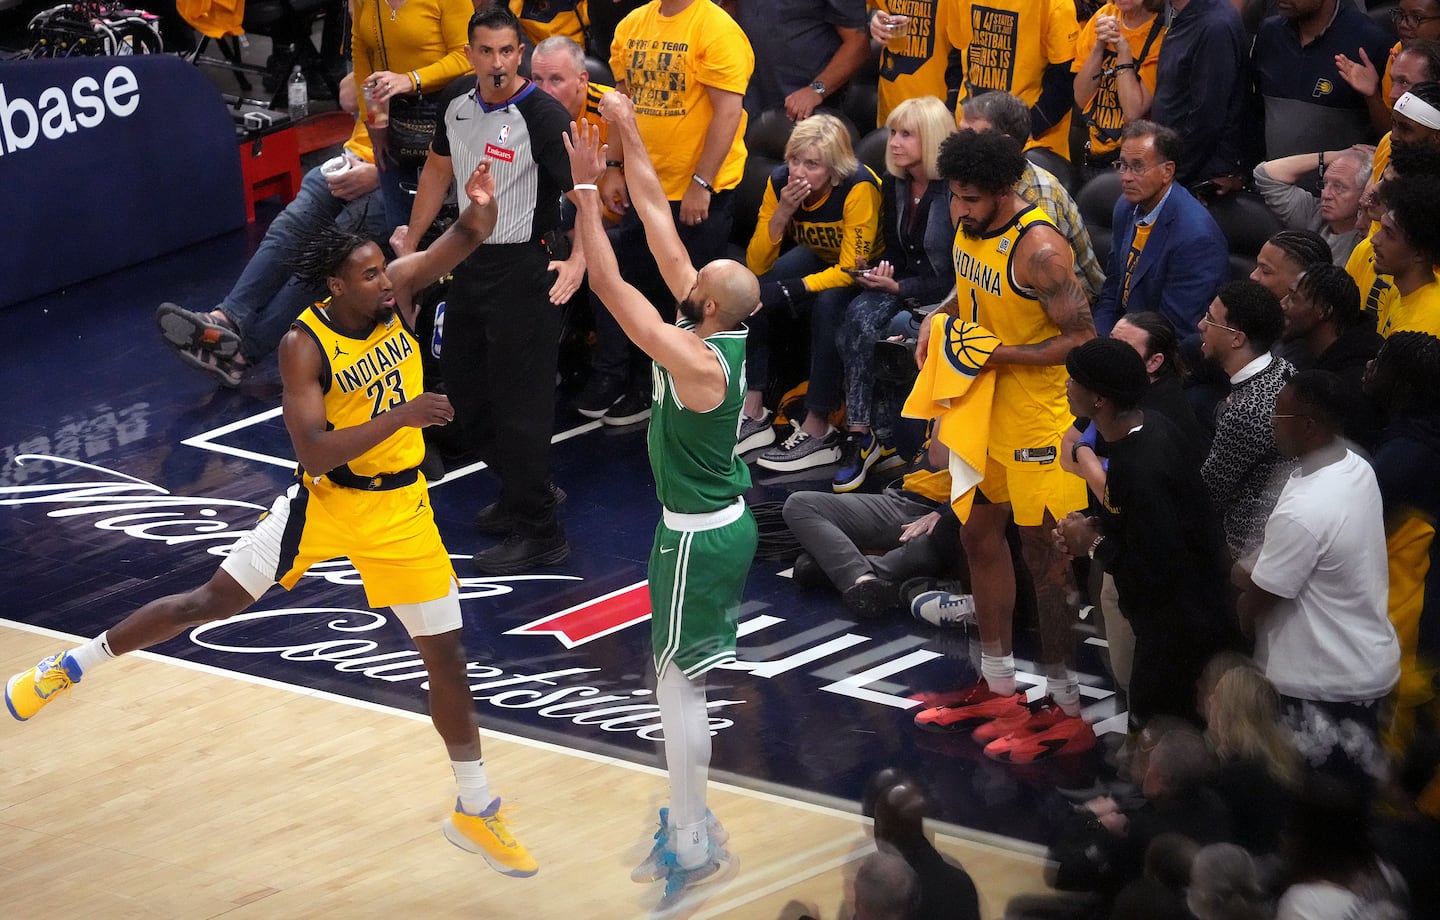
[989,227,1096,366]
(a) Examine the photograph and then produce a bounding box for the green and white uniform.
[647,321,758,678]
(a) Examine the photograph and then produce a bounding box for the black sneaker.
[474,483,568,536]
[792,552,830,591]
[472,529,570,575]
[832,431,881,493]
[575,374,624,419]
[602,391,652,427]
[842,577,901,619]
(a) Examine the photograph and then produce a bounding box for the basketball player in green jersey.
[911,129,1099,763]
[566,96,759,914]
[6,164,540,878]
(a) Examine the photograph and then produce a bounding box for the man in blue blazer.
[1092,120,1231,337]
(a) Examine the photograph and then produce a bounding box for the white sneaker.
[737,410,776,453]
[755,425,841,472]
[910,590,977,628]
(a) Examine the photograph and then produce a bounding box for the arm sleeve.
[1032,61,1078,137]
[803,177,882,292]
[746,172,785,276]
[428,77,470,158]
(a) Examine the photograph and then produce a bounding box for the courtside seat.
[1076,169,1122,269]
[855,127,889,178]
[1026,147,1077,194]
[1206,191,1283,279]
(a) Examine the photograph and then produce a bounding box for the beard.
[678,294,705,325]
[960,223,982,240]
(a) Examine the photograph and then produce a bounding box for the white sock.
[66,631,118,677]
[451,759,490,814]
[980,652,1016,697]
[656,666,710,869]
[1046,664,1081,715]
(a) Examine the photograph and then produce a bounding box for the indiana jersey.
[292,303,425,480]
[648,321,752,514]
[510,0,588,45]
[952,203,1071,463]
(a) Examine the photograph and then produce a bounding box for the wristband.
[410,70,421,92]
[1318,151,1326,180]
[573,183,599,191]
[605,159,624,170]
[691,173,716,193]
[1070,439,1094,464]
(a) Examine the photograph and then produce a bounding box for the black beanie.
[1066,338,1149,408]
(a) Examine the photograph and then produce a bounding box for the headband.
[1395,92,1440,130]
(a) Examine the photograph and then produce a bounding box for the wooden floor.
[0,621,1053,919]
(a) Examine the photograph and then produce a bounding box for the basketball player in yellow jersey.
[911,130,1098,763]
[5,164,541,878]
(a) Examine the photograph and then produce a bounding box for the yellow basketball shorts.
[976,452,1087,527]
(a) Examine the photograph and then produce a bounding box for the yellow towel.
[177,0,246,40]
[901,314,1000,522]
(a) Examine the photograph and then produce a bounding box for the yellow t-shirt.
[952,203,1071,460]
[948,0,1079,159]
[1382,278,1440,337]
[611,0,754,199]
[1121,219,1153,311]
[870,0,953,126]
[1346,234,1399,333]
[510,0,589,46]
[1071,3,1164,159]
[747,165,884,292]
[1387,514,1436,711]
[1373,130,1392,185]
[351,0,474,128]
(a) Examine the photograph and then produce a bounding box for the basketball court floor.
[0,218,1128,917]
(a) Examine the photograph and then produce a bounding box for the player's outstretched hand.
[395,391,454,429]
[465,160,495,209]
[564,118,607,187]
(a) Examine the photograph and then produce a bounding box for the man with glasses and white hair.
[1090,120,1229,336]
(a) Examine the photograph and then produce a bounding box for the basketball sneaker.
[631,807,729,883]
[983,697,1097,764]
[443,797,538,877]
[653,841,738,917]
[5,651,83,721]
[832,430,882,493]
[912,681,1023,733]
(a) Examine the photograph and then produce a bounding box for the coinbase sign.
[0,57,245,309]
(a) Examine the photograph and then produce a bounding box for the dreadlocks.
[286,219,373,287]
[1376,331,1440,419]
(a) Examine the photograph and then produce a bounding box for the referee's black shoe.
[472,528,570,575]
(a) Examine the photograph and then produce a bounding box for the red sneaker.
[983,697,1097,763]
[913,682,1024,733]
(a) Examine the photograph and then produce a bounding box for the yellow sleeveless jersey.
[293,304,426,480]
[952,203,1071,464]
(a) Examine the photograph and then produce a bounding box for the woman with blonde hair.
[1204,658,1303,855]
[828,95,957,494]
[742,114,884,476]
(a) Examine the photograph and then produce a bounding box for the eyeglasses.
[1111,160,1158,175]
[1201,313,1241,332]
[1393,9,1440,27]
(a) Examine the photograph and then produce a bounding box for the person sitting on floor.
[155,74,387,388]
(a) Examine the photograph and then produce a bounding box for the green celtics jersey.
[647,322,752,514]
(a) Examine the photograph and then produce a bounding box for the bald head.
[698,260,760,329]
[853,847,919,920]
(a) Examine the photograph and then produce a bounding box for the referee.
[404,5,585,574]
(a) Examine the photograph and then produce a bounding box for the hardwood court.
[0,621,1051,919]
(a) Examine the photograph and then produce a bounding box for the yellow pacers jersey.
[871,0,954,126]
[293,304,426,480]
[747,164,884,292]
[953,203,1070,464]
[1345,235,1399,332]
[1382,279,1440,338]
[948,0,1078,158]
[510,0,588,45]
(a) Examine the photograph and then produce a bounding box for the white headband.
[1395,91,1440,130]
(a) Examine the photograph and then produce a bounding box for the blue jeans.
[749,246,850,417]
[220,164,386,362]
[377,154,420,235]
[835,289,906,430]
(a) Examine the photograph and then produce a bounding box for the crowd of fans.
[151,0,1440,916]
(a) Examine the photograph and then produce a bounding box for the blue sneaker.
[631,806,729,883]
[653,841,737,917]
[911,590,977,628]
[832,430,886,492]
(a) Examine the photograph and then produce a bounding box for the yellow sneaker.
[443,797,538,878]
[5,652,82,721]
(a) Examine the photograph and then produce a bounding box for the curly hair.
[1387,173,1440,264]
[936,128,1026,194]
[1372,331,1440,418]
[285,219,373,286]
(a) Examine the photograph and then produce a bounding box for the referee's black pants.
[443,242,562,537]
